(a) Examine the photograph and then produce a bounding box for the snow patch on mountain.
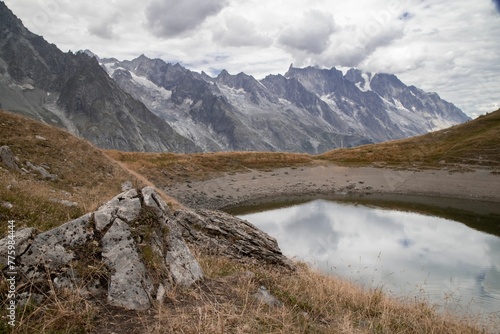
[129,72,172,100]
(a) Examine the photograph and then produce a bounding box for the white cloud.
[278,9,336,55]
[2,0,499,117]
[88,13,120,40]
[212,14,272,47]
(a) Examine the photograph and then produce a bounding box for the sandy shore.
[164,163,500,211]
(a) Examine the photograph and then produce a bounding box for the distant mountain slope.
[0,2,198,152]
[320,109,500,167]
[102,55,470,153]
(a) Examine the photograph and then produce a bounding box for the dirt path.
[103,152,182,207]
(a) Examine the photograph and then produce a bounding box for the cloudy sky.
[4,0,500,117]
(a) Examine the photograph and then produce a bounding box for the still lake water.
[238,199,500,318]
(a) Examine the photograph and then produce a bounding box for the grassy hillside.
[319,109,500,167]
[0,110,145,235]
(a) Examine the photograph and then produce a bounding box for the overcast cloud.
[278,9,336,55]
[3,0,499,117]
[144,0,228,38]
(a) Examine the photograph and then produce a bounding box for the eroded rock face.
[0,186,291,311]
[175,209,293,269]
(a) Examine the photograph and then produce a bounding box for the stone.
[0,146,20,171]
[35,135,46,141]
[0,228,36,265]
[164,235,204,286]
[1,201,13,209]
[50,198,79,207]
[26,161,58,180]
[142,186,170,216]
[156,283,166,302]
[175,208,293,269]
[101,218,152,311]
[93,188,141,231]
[59,200,78,207]
[253,286,282,307]
[121,181,133,191]
[19,214,93,271]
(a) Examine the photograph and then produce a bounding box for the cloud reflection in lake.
[239,200,500,316]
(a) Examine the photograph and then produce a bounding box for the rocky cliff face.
[0,186,290,311]
[0,2,198,152]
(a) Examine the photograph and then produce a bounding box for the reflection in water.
[239,200,500,317]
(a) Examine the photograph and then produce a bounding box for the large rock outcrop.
[0,187,290,311]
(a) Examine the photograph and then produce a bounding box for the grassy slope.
[0,109,496,333]
[0,110,145,235]
[319,109,500,167]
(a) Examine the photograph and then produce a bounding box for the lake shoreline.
[165,164,500,211]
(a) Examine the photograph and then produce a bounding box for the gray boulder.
[0,227,36,265]
[101,218,152,310]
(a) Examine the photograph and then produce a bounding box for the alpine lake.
[228,194,500,323]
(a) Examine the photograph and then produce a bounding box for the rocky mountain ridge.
[0,2,470,154]
[102,55,470,153]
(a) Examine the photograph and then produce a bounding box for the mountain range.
[0,2,469,153]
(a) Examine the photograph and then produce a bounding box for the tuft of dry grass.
[0,266,97,334]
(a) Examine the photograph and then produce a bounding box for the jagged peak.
[217,69,230,78]
[77,49,100,61]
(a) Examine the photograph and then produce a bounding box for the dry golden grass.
[192,254,490,334]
